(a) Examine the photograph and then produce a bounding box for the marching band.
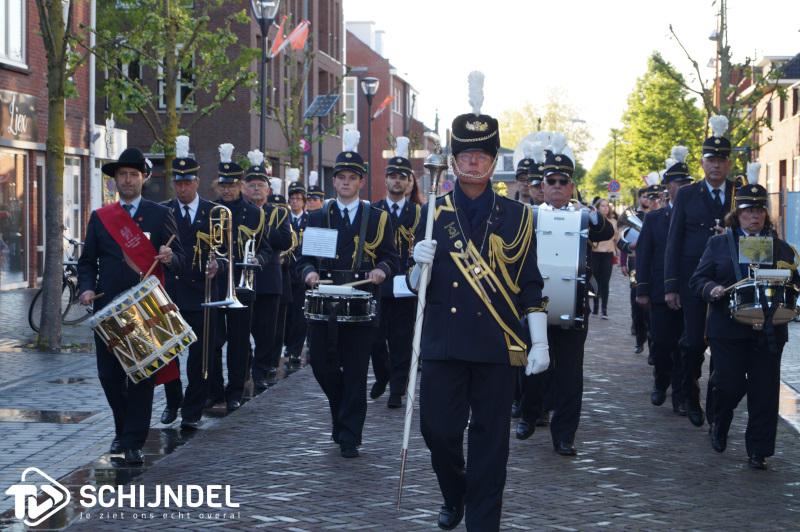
[75,72,798,530]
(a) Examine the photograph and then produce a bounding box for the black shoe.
[510,400,521,419]
[601,311,608,320]
[109,438,123,454]
[651,389,667,406]
[515,420,535,440]
[160,407,178,425]
[204,396,223,409]
[180,418,201,430]
[647,353,655,366]
[748,455,767,470]
[710,423,727,453]
[124,448,144,465]
[535,411,550,427]
[288,354,301,365]
[370,380,388,400]
[634,344,644,354]
[340,444,359,458]
[254,379,270,392]
[554,441,577,456]
[437,503,464,530]
[688,405,705,427]
[673,399,688,416]
[387,394,402,409]
[226,400,241,413]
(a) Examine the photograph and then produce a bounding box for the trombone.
[236,237,257,295]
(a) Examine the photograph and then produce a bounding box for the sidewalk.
[44,274,798,531]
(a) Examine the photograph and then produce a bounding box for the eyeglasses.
[455,152,493,164]
[545,177,570,186]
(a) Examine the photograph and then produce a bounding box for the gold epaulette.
[193,231,212,271]
[237,207,265,257]
[488,203,535,294]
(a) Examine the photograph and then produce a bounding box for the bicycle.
[28,237,95,332]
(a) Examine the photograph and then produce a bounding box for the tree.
[94,0,258,192]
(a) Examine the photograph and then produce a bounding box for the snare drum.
[729,279,799,329]
[304,288,377,323]
[88,276,197,383]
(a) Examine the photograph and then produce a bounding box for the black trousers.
[95,335,154,450]
[420,360,515,532]
[285,281,308,356]
[307,321,375,446]
[163,364,183,410]
[180,309,213,422]
[591,252,614,313]
[709,336,783,458]
[649,303,684,403]
[268,303,289,368]
[630,285,649,347]
[250,293,281,380]
[372,297,416,396]
[546,325,588,446]
[210,304,253,403]
[679,290,713,415]
[520,369,551,422]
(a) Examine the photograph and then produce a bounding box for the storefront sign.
[0,89,37,142]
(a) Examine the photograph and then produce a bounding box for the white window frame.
[392,82,401,114]
[342,76,357,130]
[793,156,800,192]
[0,0,26,68]
[158,46,195,111]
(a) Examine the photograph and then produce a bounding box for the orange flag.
[289,20,310,51]
[372,95,394,119]
[269,16,287,58]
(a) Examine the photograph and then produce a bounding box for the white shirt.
[705,180,725,205]
[336,198,360,224]
[120,196,142,218]
[291,211,305,224]
[179,194,200,224]
[386,197,406,215]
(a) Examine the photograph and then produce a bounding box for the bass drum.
[534,206,589,329]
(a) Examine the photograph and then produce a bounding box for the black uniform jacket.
[636,206,672,303]
[665,179,734,294]
[288,211,309,284]
[415,192,546,367]
[254,203,294,296]
[373,198,421,299]
[161,197,217,311]
[296,200,399,290]
[78,199,184,311]
[689,229,800,341]
[214,196,272,296]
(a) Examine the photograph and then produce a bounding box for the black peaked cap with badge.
[334,129,366,177]
[735,183,768,210]
[541,133,575,179]
[387,136,413,177]
[172,135,198,181]
[702,114,732,159]
[450,71,500,158]
[244,149,270,182]
[217,143,243,183]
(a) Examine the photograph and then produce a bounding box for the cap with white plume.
[387,136,413,177]
[703,114,732,159]
[450,70,500,158]
[541,132,575,178]
[644,171,660,187]
[286,168,300,183]
[334,129,366,177]
[468,71,484,116]
[308,170,318,187]
[176,135,190,159]
[269,178,282,194]
[172,135,198,178]
[663,145,692,184]
[306,170,324,197]
[746,162,761,184]
[217,143,243,181]
[244,149,269,181]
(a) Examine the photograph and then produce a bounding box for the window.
[779,94,786,121]
[1,0,26,67]
[794,156,800,192]
[793,88,799,116]
[342,76,357,130]
[158,48,194,110]
[392,82,401,114]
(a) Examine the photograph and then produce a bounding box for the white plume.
[549,132,568,155]
[468,71,485,115]
[664,158,677,170]
[218,143,234,163]
[644,171,660,186]
[534,131,552,145]
[395,136,410,159]
[670,145,689,163]
[269,178,282,194]
[247,149,264,167]
[175,135,190,159]
[709,114,729,138]
[746,162,761,184]
[308,171,318,187]
[343,129,360,152]
[523,140,547,164]
[286,167,300,183]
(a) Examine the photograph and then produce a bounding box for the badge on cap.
[345,153,352,158]
[465,120,488,132]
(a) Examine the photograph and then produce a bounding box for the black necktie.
[391,203,400,222]
[123,204,133,217]
[712,189,722,207]
[183,205,192,225]
[342,207,350,227]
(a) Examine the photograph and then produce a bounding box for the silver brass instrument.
[236,237,256,295]
[619,208,644,247]
[203,205,245,309]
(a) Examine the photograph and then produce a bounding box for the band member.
[516,133,614,456]
[410,72,548,531]
[636,147,693,413]
[689,178,799,470]
[370,137,421,408]
[284,180,309,364]
[208,144,271,412]
[240,152,293,391]
[78,147,183,465]
[306,171,325,211]
[296,129,399,459]
[665,115,734,427]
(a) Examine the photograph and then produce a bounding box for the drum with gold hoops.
[88,276,196,383]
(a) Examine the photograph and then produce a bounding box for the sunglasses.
[545,177,571,186]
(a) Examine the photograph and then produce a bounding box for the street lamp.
[251,0,282,153]
[360,76,380,200]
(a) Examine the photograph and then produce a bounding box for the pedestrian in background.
[590,198,618,319]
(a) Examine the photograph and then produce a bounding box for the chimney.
[374,30,386,57]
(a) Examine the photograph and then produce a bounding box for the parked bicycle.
[28,237,94,332]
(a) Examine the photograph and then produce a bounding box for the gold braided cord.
[488,205,534,293]
[435,195,455,220]
[193,231,212,270]
[237,207,265,258]
[777,243,800,272]
[350,210,389,269]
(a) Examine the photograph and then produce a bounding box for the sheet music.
[301,227,338,258]
[393,275,415,298]
[739,236,773,265]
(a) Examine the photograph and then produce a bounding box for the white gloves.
[413,239,437,264]
[525,311,550,376]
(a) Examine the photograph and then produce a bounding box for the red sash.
[96,202,179,385]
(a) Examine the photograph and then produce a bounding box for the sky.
[342,0,800,168]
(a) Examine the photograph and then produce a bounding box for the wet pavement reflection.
[0,357,305,531]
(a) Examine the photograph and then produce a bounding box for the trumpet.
[203,205,245,309]
[236,237,256,295]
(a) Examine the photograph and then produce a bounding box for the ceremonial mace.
[396,148,449,509]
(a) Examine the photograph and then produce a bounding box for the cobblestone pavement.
[49,274,800,531]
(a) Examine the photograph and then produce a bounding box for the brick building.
[344,22,439,202]
[0,0,93,289]
[106,0,345,202]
